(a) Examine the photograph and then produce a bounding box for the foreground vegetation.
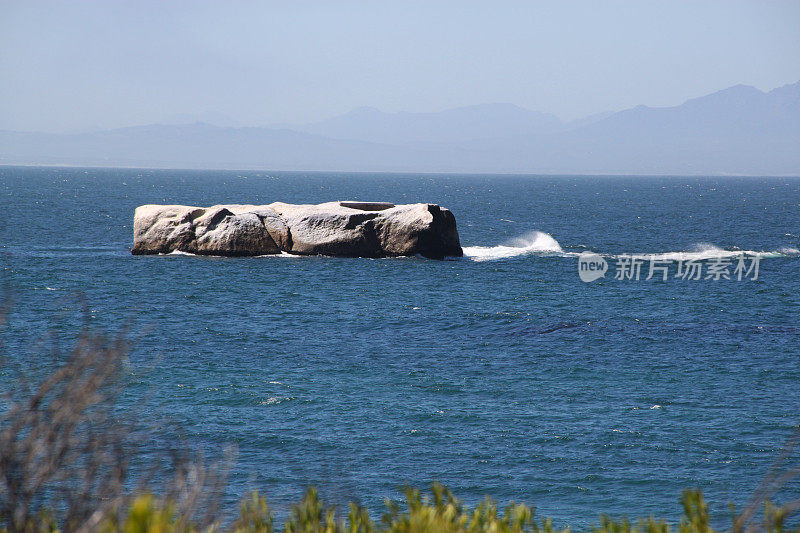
[75,484,795,533]
[0,317,798,532]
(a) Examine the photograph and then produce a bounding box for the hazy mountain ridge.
[289,103,564,144]
[1,81,798,174]
[572,81,800,140]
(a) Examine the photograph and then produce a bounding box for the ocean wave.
[257,252,304,258]
[462,234,799,262]
[615,243,790,262]
[259,396,295,405]
[160,237,797,262]
[164,250,302,258]
[165,249,196,256]
[778,246,800,255]
[462,231,566,261]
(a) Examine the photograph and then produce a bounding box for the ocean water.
[1,166,799,526]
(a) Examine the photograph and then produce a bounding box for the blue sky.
[1,0,799,132]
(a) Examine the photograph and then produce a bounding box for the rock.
[194,208,278,256]
[132,204,282,256]
[268,202,382,257]
[132,201,462,259]
[226,205,291,251]
[374,203,462,258]
[338,201,395,211]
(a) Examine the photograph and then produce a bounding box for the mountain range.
[2,81,799,174]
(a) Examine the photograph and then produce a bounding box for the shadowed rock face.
[132,201,462,259]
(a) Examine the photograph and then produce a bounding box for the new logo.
[578,252,608,282]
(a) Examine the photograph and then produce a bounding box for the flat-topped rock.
[338,201,395,211]
[132,201,462,259]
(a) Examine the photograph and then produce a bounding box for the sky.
[1,0,799,133]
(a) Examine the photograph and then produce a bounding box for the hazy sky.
[1,0,799,132]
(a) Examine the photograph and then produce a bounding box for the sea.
[1,166,799,527]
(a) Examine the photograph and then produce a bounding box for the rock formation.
[132,201,462,259]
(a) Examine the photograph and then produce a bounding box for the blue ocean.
[2,166,799,526]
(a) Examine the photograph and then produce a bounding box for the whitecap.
[612,243,796,261]
[259,396,294,405]
[260,397,281,405]
[462,231,565,261]
[254,252,303,258]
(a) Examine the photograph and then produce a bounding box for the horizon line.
[3,163,800,179]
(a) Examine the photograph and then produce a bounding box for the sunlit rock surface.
[132,201,462,259]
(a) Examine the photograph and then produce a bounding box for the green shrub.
[77,484,798,533]
[233,493,273,533]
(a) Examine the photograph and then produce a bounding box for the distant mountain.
[571,82,800,141]
[564,110,616,130]
[0,123,431,171]
[448,80,800,174]
[288,103,564,144]
[1,81,798,174]
[160,111,241,128]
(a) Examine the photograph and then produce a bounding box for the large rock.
[132,201,462,259]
